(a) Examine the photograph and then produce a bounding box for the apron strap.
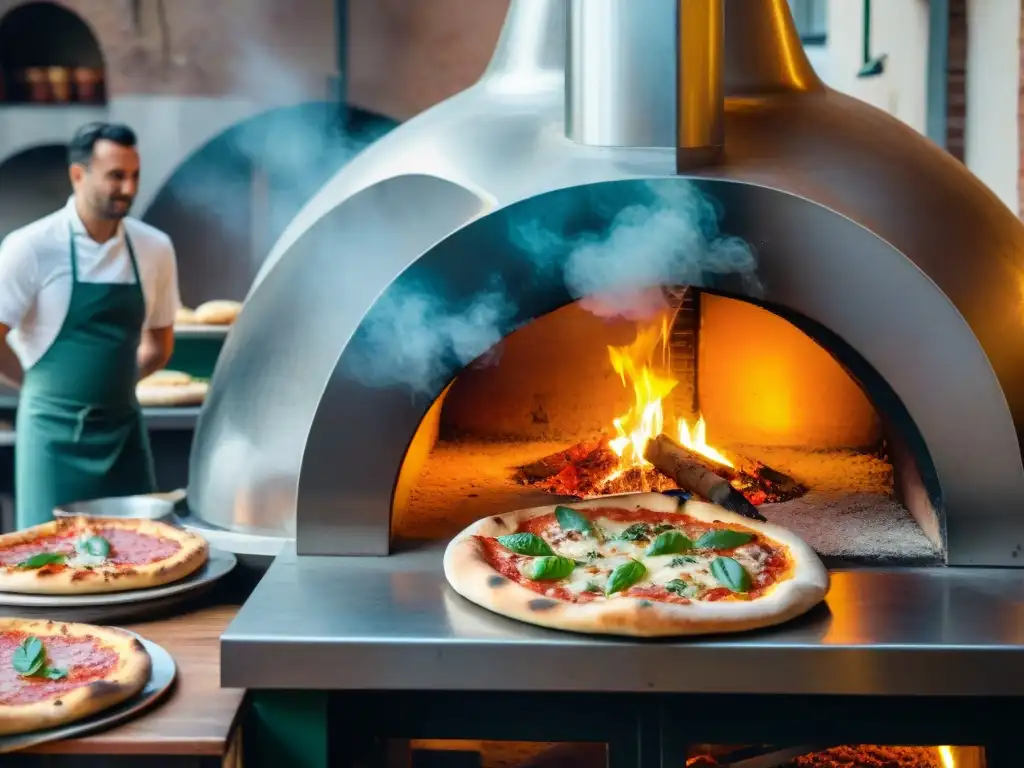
[67,223,79,283]
[67,223,143,287]
[124,231,143,286]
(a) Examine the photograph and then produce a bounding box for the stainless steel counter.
[221,543,1024,696]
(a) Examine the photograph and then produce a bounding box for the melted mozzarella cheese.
[532,515,772,598]
[66,532,108,567]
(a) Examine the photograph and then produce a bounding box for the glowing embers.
[513,318,805,507]
[686,744,974,767]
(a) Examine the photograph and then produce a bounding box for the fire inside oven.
[393,286,941,566]
[401,742,985,767]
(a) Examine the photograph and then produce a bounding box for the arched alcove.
[142,104,397,306]
[0,144,69,239]
[0,2,106,105]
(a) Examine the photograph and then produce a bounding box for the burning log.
[513,434,805,506]
[643,433,766,521]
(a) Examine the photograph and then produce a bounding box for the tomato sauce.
[0,631,117,705]
[0,527,181,568]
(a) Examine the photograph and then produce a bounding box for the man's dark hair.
[68,122,137,167]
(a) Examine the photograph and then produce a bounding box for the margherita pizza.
[0,618,151,735]
[443,492,829,637]
[0,518,208,595]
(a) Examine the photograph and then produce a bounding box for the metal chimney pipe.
[565,0,677,147]
[676,0,725,171]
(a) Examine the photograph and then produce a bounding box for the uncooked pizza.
[0,517,208,595]
[136,370,208,408]
[444,492,829,637]
[0,618,151,735]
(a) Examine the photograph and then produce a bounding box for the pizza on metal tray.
[0,617,151,736]
[0,517,208,595]
[444,492,830,637]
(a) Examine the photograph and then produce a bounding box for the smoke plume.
[351,280,516,395]
[351,180,758,395]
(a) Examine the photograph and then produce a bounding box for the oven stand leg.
[606,705,666,768]
[243,691,331,768]
[984,744,1017,768]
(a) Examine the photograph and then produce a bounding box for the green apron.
[14,223,156,528]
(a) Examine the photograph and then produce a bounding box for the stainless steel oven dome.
[189,0,1024,566]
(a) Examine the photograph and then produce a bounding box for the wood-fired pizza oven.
[189,0,1024,571]
[210,5,1024,761]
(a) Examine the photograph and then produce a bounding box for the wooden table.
[12,603,245,768]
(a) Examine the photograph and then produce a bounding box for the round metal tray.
[0,634,177,754]
[0,548,237,623]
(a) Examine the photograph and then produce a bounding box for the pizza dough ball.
[194,300,242,326]
[175,307,199,325]
[139,370,193,388]
[137,370,208,407]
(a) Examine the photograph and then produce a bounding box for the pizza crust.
[0,618,151,736]
[193,300,242,325]
[0,518,209,595]
[174,307,199,326]
[443,492,830,638]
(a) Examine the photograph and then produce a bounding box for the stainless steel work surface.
[221,543,1024,695]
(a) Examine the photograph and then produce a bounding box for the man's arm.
[0,324,23,388]
[137,326,174,381]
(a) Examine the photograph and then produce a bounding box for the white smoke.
[351,282,516,395]
[513,180,758,318]
[352,180,758,395]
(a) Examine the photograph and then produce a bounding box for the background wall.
[963,0,1021,214]
[822,0,930,135]
[347,0,507,121]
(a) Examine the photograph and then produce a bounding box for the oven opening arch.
[394,288,943,566]
[297,177,1024,565]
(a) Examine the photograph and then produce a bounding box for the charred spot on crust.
[87,680,123,700]
[638,600,654,609]
[487,575,508,588]
[527,598,559,612]
[53,699,63,706]
[131,638,145,652]
[489,516,507,528]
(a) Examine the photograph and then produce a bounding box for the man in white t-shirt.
[0,122,181,528]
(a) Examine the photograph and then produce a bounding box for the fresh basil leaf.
[652,524,675,534]
[527,556,576,581]
[695,529,755,550]
[646,531,695,557]
[670,555,699,566]
[17,552,66,569]
[617,524,650,542]
[78,535,111,558]
[585,550,604,560]
[554,506,593,535]
[495,533,554,557]
[665,579,698,598]
[12,636,45,675]
[42,666,67,680]
[710,556,752,593]
[606,559,646,595]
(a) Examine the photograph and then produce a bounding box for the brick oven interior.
[394,289,942,565]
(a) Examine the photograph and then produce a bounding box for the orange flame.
[606,318,732,476]
[937,746,955,768]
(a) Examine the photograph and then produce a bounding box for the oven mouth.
[392,286,943,568]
